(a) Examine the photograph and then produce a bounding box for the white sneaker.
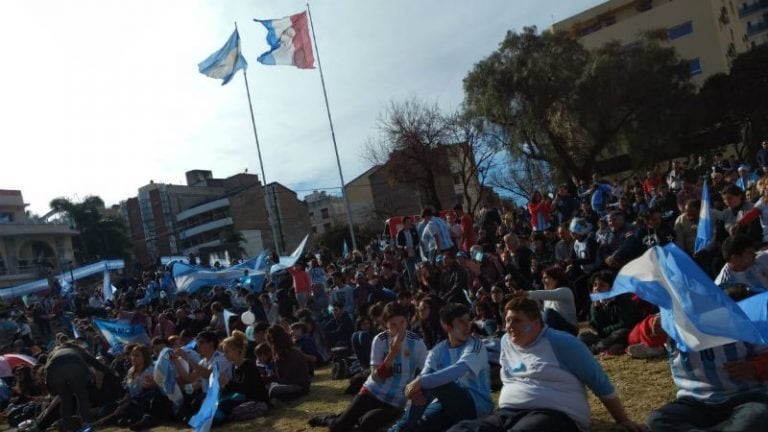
[626,343,665,359]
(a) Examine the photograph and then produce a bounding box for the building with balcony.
[0,190,78,288]
[123,170,310,266]
[553,0,750,85]
[305,191,348,234]
[739,0,768,46]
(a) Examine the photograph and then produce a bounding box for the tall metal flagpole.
[305,4,358,252]
[236,22,283,254]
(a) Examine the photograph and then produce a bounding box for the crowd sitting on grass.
[4,147,768,431]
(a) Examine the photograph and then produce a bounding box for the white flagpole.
[236,22,283,254]
[305,4,359,252]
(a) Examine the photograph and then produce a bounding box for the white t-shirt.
[527,287,578,327]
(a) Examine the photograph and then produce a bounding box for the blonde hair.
[756,175,768,196]
[221,330,248,354]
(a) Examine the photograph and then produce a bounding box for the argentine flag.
[198,29,247,85]
[694,180,712,254]
[592,244,768,351]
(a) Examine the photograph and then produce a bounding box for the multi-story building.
[305,191,348,234]
[0,190,78,288]
[123,171,310,266]
[345,145,483,225]
[738,0,768,47]
[553,0,750,85]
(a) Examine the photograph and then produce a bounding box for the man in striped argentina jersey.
[311,302,427,432]
[647,337,768,431]
[389,303,492,432]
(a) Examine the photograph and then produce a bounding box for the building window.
[323,222,332,230]
[309,211,314,218]
[321,208,330,219]
[668,21,694,40]
[689,58,703,76]
[312,226,317,233]
[0,212,13,223]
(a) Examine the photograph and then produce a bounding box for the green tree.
[49,196,131,263]
[463,27,694,183]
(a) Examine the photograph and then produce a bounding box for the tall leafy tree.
[463,27,694,183]
[49,196,131,263]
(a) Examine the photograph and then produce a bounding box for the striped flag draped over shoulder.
[694,180,712,254]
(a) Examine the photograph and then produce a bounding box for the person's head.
[195,331,219,358]
[557,223,572,242]
[531,190,542,203]
[221,330,248,363]
[417,295,441,322]
[590,270,616,294]
[151,337,169,357]
[332,301,345,319]
[396,290,412,306]
[421,207,435,221]
[355,316,372,332]
[439,303,472,345]
[402,216,413,229]
[606,210,625,231]
[503,233,519,250]
[504,297,543,347]
[442,250,456,267]
[266,324,294,358]
[490,284,506,303]
[758,176,768,198]
[254,342,273,363]
[541,266,567,290]
[644,207,663,229]
[129,344,152,373]
[738,165,750,178]
[210,301,223,314]
[474,301,490,319]
[722,234,758,271]
[355,271,366,286]
[684,199,701,220]
[381,302,410,336]
[289,321,308,340]
[721,184,745,209]
[252,322,270,344]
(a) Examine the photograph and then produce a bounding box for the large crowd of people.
[3,144,768,432]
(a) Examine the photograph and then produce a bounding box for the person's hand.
[605,256,618,268]
[724,360,757,381]
[616,419,648,432]
[411,390,427,406]
[390,330,404,355]
[404,377,422,400]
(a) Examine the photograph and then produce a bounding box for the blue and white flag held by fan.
[198,29,248,85]
[694,180,712,254]
[93,319,151,354]
[591,243,768,352]
[189,363,221,432]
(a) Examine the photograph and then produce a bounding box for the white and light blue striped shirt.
[363,330,427,408]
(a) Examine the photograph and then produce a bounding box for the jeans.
[542,309,578,336]
[330,392,402,432]
[447,407,579,432]
[647,393,768,432]
[46,357,91,430]
[388,381,476,432]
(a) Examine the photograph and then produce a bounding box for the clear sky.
[1,0,605,215]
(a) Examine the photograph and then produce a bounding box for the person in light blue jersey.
[389,303,492,432]
[448,297,644,432]
[309,302,427,431]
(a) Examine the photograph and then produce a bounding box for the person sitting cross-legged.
[447,297,646,432]
[388,303,493,432]
[310,302,428,431]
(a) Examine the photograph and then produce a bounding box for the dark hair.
[254,342,272,357]
[253,322,270,332]
[439,303,470,326]
[381,302,410,322]
[453,204,464,212]
[589,270,616,288]
[355,316,371,331]
[721,184,745,199]
[421,207,435,218]
[267,325,294,358]
[196,331,219,347]
[151,337,169,347]
[722,234,757,260]
[397,290,412,300]
[332,301,345,309]
[289,321,308,334]
[542,266,567,286]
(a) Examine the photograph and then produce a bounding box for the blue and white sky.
[1,0,605,215]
